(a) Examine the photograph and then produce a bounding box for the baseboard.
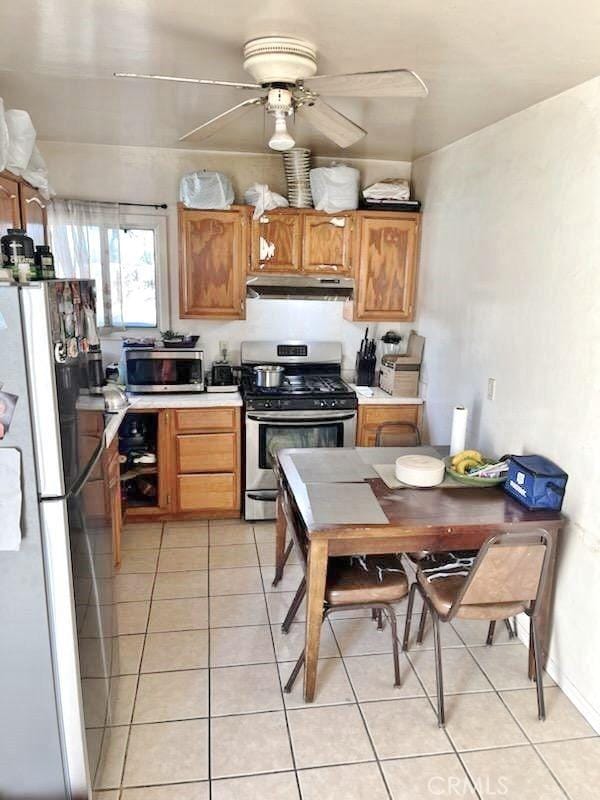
[515,616,600,734]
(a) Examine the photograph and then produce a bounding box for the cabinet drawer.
[178,473,236,512]
[177,433,236,473]
[175,407,236,433]
[360,405,420,427]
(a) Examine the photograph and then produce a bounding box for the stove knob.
[330,400,337,408]
[319,400,327,408]
[264,401,271,409]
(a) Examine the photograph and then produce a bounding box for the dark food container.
[504,455,568,511]
[34,245,55,279]
[1,228,35,280]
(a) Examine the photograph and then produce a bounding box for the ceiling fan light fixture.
[268,110,295,151]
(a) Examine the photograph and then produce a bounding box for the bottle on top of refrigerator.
[34,245,56,280]
[1,228,35,282]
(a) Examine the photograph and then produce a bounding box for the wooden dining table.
[274,446,564,702]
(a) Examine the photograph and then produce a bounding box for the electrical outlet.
[487,378,496,401]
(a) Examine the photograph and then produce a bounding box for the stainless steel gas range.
[241,341,357,520]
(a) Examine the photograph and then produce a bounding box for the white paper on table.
[0,448,22,550]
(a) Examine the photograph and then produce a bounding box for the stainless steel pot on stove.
[253,365,285,388]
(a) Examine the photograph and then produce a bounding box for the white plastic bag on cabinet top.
[5,109,36,173]
[310,164,360,213]
[0,99,9,172]
[179,171,234,209]
[22,146,54,199]
[244,183,289,220]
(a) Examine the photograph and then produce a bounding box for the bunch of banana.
[451,449,484,475]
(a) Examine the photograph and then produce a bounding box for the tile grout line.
[116,520,165,797]
[328,616,396,800]
[254,524,305,800]
[416,610,569,799]
[400,607,484,800]
[461,641,571,799]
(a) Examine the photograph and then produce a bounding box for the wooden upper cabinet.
[0,174,21,238]
[302,211,354,275]
[19,184,48,247]
[179,206,247,319]
[250,209,301,274]
[349,213,419,321]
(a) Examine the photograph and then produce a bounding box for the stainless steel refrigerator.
[0,280,120,799]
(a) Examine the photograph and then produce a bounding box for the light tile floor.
[91,520,597,799]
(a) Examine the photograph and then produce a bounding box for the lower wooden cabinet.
[173,408,241,517]
[356,403,422,447]
[178,473,237,513]
[122,406,242,521]
[106,437,122,566]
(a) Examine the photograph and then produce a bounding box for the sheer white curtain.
[48,199,124,329]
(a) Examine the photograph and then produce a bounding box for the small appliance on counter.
[355,328,377,386]
[379,331,425,398]
[123,347,204,392]
[209,340,236,390]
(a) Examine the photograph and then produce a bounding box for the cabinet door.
[356,404,421,446]
[302,211,354,275]
[354,214,419,321]
[250,210,301,273]
[19,183,48,247]
[0,174,21,238]
[179,207,246,319]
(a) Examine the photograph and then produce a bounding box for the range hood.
[246,274,354,301]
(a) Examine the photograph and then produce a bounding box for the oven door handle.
[247,412,356,424]
[247,491,278,502]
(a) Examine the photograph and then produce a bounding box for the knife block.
[355,352,377,386]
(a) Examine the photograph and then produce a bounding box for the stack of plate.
[283,148,313,207]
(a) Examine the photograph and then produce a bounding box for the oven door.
[125,351,204,392]
[245,409,356,519]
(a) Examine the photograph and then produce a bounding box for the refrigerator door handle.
[19,285,66,498]
[70,435,106,499]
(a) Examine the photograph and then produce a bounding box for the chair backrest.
[375,421,421,447]
[279,488,309,567]
[457,530,552,610]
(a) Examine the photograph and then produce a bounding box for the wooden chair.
[375,421,421,447]
[279,486,409,696]
[403,530,554,726]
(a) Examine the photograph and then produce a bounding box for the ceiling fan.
[115,36,428,151]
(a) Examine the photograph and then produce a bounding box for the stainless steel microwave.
[124,348,205,392]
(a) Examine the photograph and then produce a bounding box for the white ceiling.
[1,0,600,161]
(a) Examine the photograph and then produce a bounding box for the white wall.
[412,77,600,729]
[38,140,413,370]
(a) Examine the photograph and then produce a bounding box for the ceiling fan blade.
[303,69,428,98]
[179,97,264,142]
[299,97,366,148]
[114,72,261,90]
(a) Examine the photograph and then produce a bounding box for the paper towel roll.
[450,406,468,455]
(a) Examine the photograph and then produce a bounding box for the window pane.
[85,226,104,327]
[117,228,158,328]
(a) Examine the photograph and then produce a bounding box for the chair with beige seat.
[402,529,554,726]
[279,485,409,695]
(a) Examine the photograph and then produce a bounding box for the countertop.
[76,391,243,448]
[127,391,243,409]
[349,385,424,405]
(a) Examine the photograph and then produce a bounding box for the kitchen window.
[48,201,169,332]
